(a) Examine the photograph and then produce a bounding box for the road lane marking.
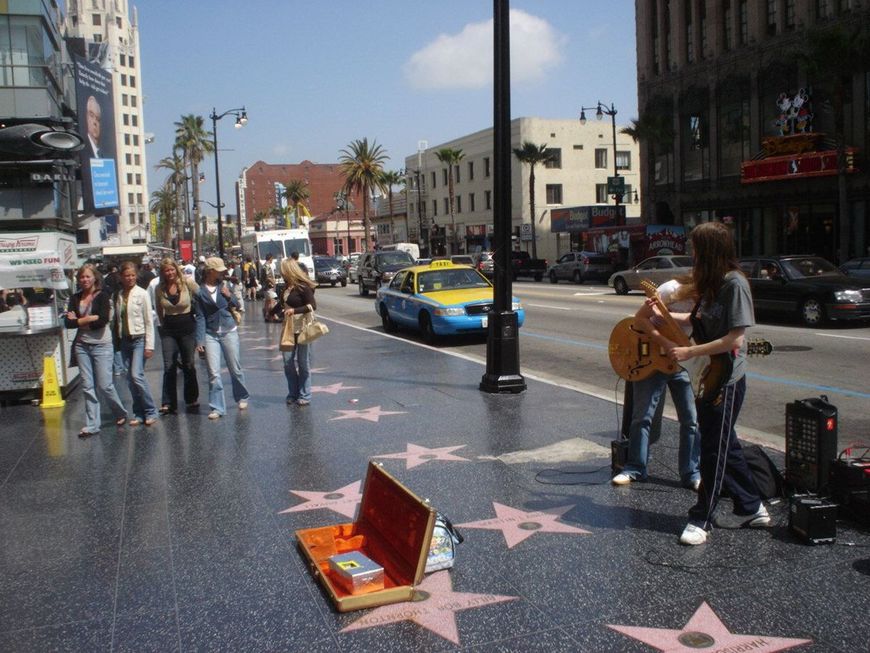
[526,303,572,311]
[746,372,870,399]
[573,291,608,296]
[814,333,870,341]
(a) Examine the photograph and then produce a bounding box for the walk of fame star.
[329,405,407,423]
[608,601,812,652]
[374,443,470,469]
[341,570,517,645]
[312,382,361,395]
[457,502,590,548]
[277,480,362,518]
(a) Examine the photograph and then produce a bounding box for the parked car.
[473,251,494,279]
[313,256,348,287]
[511,251,548,281]
[357,250,416,296]
[375,259,525,343]
[840,257,870,281]
[739,255,870,326]
[608,255,694,295]
[548,251,614,284]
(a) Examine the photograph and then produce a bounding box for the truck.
[239,228,315,282]
[510,251,548,282]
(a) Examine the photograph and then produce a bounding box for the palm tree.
[512,142,552,260]
[379,170,404,243]
[149,186,176,249]
[175,114,214,257]
[339,138,388,251]
[434,148,464,254]
[155,152,187,251]
[282,179,311,228]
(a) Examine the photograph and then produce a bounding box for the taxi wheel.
[419,312,437,344]
[380,304,398,333]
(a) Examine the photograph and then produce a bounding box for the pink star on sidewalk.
[457,502,590,549]
[329,405,407,423]
[312,382,361,395]
[277,480,362,518]
[341,570,517,645]
[374,443,470,469]
[608,601,811,652]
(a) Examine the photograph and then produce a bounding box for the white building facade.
[64,0,149,245]
[404,117,641,262]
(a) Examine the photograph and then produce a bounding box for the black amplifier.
[830,458,870,525]
[785,397,838,492]
[611,439,629,472]
[789,496,837,545]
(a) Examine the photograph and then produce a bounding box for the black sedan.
[840,257,870,282]
[313,256,348,287]
[739,255,870,326]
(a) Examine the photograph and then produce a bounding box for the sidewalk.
[0,312,867,651]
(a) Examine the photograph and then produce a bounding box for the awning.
[0,251,69,290]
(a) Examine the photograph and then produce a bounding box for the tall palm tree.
[339,138,388,250]
[155,152,187,252]
[175,114,214,257]
[149,186,176,249]
[282,179,311,228]
[434,148,464,254]
[512,142,552,260]
[379,170,404,242]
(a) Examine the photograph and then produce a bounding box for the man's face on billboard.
[87,96,101,142]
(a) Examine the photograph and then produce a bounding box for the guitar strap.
[689,299,704,344]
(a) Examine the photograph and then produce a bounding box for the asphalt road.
[311,279,870,451]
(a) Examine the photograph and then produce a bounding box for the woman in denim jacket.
[193,257,250,419]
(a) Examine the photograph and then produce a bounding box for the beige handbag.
[296,304,329,344]
[279,315,296,351]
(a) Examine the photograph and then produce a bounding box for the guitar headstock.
[747,339,773,357]
[640,279,659,299]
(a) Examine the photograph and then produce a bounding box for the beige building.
[64,0,149,245]
[403,117,640,262]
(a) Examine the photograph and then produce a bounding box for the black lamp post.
[580,101,622,206]
[209,106,247,259]
[480,0,526,394]
[193,199,225,252]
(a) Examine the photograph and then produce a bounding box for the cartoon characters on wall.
[776,89,814,136]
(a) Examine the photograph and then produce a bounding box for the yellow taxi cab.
[375,260,525,342]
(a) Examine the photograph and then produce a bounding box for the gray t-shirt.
[693,270,755,384]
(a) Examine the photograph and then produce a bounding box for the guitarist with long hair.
[663,222,769,546]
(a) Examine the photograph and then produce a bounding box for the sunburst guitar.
[608,279,773,403]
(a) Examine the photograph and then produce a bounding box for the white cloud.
[272,143,290,156]
[404,9,565,91]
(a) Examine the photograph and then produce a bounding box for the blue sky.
[138,1,638,209]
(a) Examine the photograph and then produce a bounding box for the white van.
[380,242,419,261]
[239,228,315,281]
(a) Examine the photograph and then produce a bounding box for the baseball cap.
[204,257,227,272]
[198,255,206,263]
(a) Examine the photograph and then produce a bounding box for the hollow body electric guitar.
[608,280,772,403]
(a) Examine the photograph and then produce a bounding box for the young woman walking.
[271,258,317,406]
[64,264,127,436]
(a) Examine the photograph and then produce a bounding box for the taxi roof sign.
[429,260,453,268]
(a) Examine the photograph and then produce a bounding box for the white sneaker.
[238,400,248,410]
[611,472,634,486]
[297,398,310,406]
[679,524,708,545]
[208,411,222,420]
[714,504,771,529]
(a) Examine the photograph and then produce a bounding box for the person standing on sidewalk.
[193,257,250,419]
[665,222,769,546]
[115,261,159,427]
[243,256,258,302]
[271,258,316,406]
[154,258,200,414]
[261,254,278,321]
[611,277,701,490]
[65,263,127,437]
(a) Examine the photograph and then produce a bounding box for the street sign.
[607,176,625,197]
[520,223,533,241]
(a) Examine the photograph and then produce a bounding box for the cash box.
[296,461,436,612]
[328,552,384,595]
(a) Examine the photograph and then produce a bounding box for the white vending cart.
[0,231,78,397]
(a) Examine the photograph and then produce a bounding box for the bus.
[239,228,315,281]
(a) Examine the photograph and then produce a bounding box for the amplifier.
[785,397,838,492]
[789,496,837,545]
[830,458,870,525]
[611,439,629,472]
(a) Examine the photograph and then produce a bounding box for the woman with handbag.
[272,258,317,406]
[64,263,127,437]
[154,258,200,414]
[115,261,159,427]
[193,257,250,419]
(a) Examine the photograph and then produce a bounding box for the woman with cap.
[115,260,159,426]
[193,257,250,419]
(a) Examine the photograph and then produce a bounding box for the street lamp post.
[579,101,622,206]
[193,199,225,252]
[209,106,247,259]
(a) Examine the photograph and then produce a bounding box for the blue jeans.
[75,341,127,433]
[120,336,158,421]
[623,370,701,485]
[283,342,312,402]
[204,329,249,415]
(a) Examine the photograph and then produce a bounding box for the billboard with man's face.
[74,54,119,214]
